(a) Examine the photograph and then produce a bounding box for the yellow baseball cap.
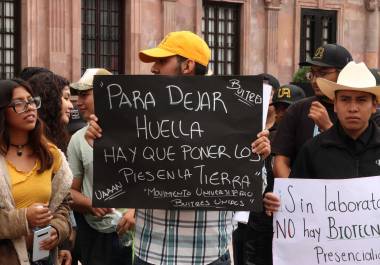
[139,31,211,67]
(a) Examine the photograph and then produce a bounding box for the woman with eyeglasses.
[0,79,72,265]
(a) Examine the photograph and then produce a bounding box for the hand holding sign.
[85,114,102,147]
[251,129,271,159]
[263,192,280,216]
[116,209,135,234]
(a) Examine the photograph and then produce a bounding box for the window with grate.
[81,0,124,74]
[300,9,337,63]
[202,1,240,75]
[0,0,19,79]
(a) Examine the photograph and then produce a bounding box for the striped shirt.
[135,209,234,265]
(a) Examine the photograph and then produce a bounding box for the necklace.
[10,143,28,156]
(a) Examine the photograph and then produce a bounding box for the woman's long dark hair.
[0,79,53,173]
[28,72,70,152]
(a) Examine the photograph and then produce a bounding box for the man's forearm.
[70,189,92,214]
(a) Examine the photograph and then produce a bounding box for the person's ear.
[182,59,196,75]
[372,97,377,113]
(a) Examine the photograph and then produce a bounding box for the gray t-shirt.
[67,126,120,232]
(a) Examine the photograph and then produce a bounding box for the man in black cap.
[272,43,353,178]
[272,84,306,125]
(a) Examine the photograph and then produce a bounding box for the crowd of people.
[0,29,379,265]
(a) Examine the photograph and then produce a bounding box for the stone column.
[162,0,177,36]
[194,0,203,35]
[240,0,252,75]
[70,0,81,81]
[21,0,49,68]
[365,0,379,67]
[49,0,81,80]
[264,0,282,76]
[21,0,81,80]
[125,0,141,74]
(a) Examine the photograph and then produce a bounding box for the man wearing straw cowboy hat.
[263,61,380,212]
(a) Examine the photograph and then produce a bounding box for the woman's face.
[6,86,38,132]
[61,86,73,124]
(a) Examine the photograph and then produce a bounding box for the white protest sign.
[234,83,271,224]
[273,177,380,265]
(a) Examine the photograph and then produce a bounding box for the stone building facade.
[0,0,379,84]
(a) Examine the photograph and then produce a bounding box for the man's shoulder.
[67,126,89,157]
[72,126,88,138]
[368,121,380,146]
[68,126,88,145]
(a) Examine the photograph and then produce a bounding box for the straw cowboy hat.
[317,61,380,101]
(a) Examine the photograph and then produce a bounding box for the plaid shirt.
[135,209,234,265]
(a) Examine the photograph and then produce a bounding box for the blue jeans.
[134,251,231,265]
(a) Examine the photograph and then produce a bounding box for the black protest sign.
[92,75,264,210]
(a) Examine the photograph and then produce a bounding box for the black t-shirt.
[272,96,336,163]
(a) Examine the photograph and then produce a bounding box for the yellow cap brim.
[139,47,177,63]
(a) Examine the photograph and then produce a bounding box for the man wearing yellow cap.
[139,31,211,76]
[86,31,271,265]
[138,32,231,265]
[139,31,270,265]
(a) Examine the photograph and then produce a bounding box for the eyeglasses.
[305,70,338,81]
[8,96,41,114]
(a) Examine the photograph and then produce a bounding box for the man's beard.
[175,64,184,75]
